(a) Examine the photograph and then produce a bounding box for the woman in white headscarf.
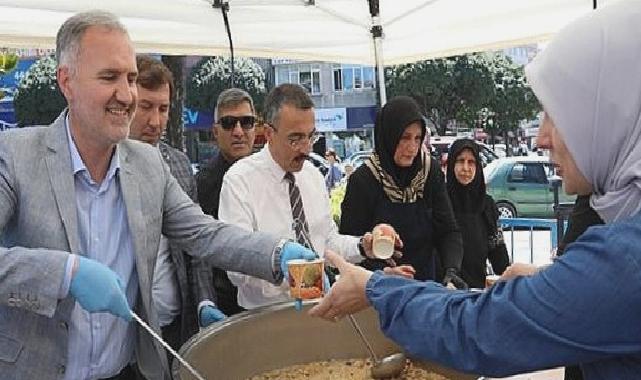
[309,2,641,379]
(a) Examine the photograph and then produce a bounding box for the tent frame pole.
[368,0,387,106]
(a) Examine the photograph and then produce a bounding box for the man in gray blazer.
[0,11,314,380]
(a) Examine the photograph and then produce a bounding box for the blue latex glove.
[69,256,132,321]
[281,242,316,312]
[280,242,317,280]
[199,305,227,327]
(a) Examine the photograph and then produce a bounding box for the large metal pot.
[174,302,478,380]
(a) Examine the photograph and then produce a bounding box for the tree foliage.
[13,56,66,127]
[386,54,494,135]
[186,56,266,115]
[0,52,19,74]
[483,54,540,134]
[385,52,541,139]
[1,52,20,100]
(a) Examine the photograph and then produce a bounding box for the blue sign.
[346,106,377,129]
[0,58,36,89]
[183,108,214,130]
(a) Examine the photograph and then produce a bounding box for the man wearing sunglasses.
[218,84,397,310]
[196,88,257,317]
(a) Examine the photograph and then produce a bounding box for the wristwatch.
[358,236,367,258]
[271,238,290,282]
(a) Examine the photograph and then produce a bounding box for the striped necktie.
[284,172,315,251]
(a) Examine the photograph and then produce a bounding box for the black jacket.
[195,154,244,316]
[456,195,510,288]
[339,157,463,281]
[196,154,233,219]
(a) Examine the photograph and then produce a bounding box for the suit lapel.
[118,144,152,313]
[44,113,82,255]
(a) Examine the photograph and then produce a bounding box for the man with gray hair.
[196,88,257,316]
[0,11,317,380]
[219,84,398,310]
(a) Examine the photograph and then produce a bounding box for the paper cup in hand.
[485,274,500,288]
[288,259,324,300]
[372,224,396,259]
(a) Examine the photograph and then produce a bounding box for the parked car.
[430,136,499,168]
[485,156,576,218]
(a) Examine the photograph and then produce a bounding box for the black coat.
[339,157,463,281]
[196,154,233,219]
[455,195,510,288]
[195,154,244,316]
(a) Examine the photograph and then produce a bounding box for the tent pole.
[593,0,597,9]
[368,0,386,106]
[373,27,387,106]
[213,0,235,87]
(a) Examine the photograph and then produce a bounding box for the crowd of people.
[2,2,640,380]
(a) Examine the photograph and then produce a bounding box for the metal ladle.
[347,314,406,379]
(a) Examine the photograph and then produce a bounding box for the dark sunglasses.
[218,115,256,130]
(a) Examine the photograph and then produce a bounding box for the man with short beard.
[129,56,224,357]
[219,84,396,310]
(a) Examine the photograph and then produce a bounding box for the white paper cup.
[287,259,324,300]
[372,224,396,259]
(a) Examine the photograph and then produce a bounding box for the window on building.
[363,67,374,89]
[276,69,289,86]
[333,67,342,91]
[312,70,320,94]
[276,64,321,94]
[354,68,362,89]
[299,70,311,92]
[332,64,375,92]
[289,70,299,85]
[342,68,354,91]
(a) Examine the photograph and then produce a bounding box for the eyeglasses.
[217,115,256,130]
[269,124,320,149]
[289,132,321,149]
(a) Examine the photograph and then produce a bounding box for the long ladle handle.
[131,311,206,380]
[347,314,379,363]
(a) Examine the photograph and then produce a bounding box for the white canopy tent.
[0,0,620,65]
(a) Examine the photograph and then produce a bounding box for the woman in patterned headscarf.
[339,96,466,287]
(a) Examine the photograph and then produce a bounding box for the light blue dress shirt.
[64,120,138,380]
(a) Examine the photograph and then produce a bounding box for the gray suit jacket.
[0,112,280,379]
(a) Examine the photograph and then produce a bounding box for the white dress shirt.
[219,146,361,309]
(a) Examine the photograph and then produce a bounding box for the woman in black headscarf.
[446,139,510,288]
[339,96,466,287]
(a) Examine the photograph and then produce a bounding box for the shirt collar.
[261,144,290,182]
[65,114,121,181]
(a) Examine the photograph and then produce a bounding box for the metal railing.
[498,218,559,263]
[498,178,575,264]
